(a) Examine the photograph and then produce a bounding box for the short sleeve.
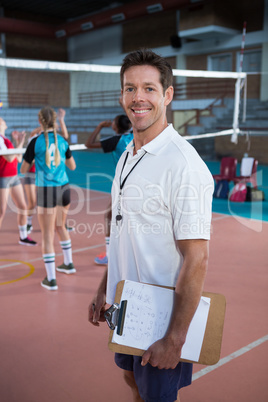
[65,146,72,159]
[0,136,8,150]
[170,169,214,240]
[100,136,120,153]
[23,136,37,164]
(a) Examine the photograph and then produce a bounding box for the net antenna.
[231,21,247,144]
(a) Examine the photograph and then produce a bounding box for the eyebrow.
[124,81,158,87]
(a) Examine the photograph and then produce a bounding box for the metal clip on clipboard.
[104,300,128,335]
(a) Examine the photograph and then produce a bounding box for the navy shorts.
[37,184,71,208]
[115,353,192,402]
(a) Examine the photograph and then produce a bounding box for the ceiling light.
[111,13,125,23]
[81,22,94,31]
[55,29,66,38]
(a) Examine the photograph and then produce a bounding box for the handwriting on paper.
[112,280,211,362]
[112,281,174,350]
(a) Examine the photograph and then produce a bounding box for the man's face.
[121,65,173,134]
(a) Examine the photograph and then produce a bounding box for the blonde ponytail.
[53,126,60,167]
[44,129,51,168]
[38,106,60,168]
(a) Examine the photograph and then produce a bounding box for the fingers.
[11,130,19,139]
[88,302,99,326]
[141,350,151,367]
[88,301,107,326]
[57,108,65,119]
[101,121,111,127]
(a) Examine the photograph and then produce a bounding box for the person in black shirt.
[85,115,132,265]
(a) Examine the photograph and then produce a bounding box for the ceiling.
[0,0,136,22]
[0,0,197,38]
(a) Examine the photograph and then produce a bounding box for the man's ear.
[164,86,174,106]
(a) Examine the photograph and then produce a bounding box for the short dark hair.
[114,114,131,134]
[120,49,173,92]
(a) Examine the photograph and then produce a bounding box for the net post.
[231,77,241,144]
[242,76,247,123]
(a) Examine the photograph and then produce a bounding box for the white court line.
[192,335,268,381]
[0,243,105,269]
[212,214,231,221]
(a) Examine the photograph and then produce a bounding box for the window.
[237,50,261,72]
[208,54,232,71]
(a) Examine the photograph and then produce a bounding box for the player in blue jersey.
[21,106,76,290]
[23,108,73,234]
[85,114,132,265]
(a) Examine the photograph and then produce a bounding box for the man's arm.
[88,267,108,326]
[141,238,209,369]
[85,121,111,149]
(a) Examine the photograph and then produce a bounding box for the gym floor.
[1,153,267,401]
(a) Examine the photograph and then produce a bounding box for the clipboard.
[107,280,226,366]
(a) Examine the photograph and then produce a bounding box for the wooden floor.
[0,188,267,402]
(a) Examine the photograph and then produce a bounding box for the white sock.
[27,216,33,226]
[43,253,56,281]
[60,240,73,265]
[105,237,110,258]
[19,225,27,240]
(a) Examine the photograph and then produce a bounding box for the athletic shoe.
[56,262,76,274]
[41,277,58,290]
[94,253,108,265]
[19,236,37,246]
[27,224,33,234]
[65,224,75,232]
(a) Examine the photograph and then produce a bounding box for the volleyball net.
[0,56,249,158]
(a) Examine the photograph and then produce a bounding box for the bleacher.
[1,106,123,143]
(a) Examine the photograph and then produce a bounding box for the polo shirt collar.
[126,124,175,156]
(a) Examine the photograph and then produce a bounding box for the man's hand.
[88,291,107,326]
[141,336,184,370]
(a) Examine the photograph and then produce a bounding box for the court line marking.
[212,214,231,221]
[0,259,35,285]
[0,243,105,269]
[192,334,268,381]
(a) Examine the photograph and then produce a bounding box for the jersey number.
[48,144,56,166]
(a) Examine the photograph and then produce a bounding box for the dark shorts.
[37,184,71,208]
[0,175,21,189]
[23,172,35,185]
[115,353,192,402]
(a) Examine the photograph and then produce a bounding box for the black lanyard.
[119,151,147,191]
[116,150,147,224]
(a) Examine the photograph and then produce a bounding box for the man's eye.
[147,87,154,92]
[126,88,134,92]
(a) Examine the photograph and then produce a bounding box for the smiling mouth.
[131,108,151,114]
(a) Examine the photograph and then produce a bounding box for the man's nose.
[132,88,144,102]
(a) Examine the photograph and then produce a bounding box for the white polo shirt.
[106,124,214,304]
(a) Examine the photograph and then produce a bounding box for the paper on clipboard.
[111,280,211,362]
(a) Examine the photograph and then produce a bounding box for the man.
[88,49,214,402]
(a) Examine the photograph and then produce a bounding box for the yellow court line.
[0,259,35,285]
